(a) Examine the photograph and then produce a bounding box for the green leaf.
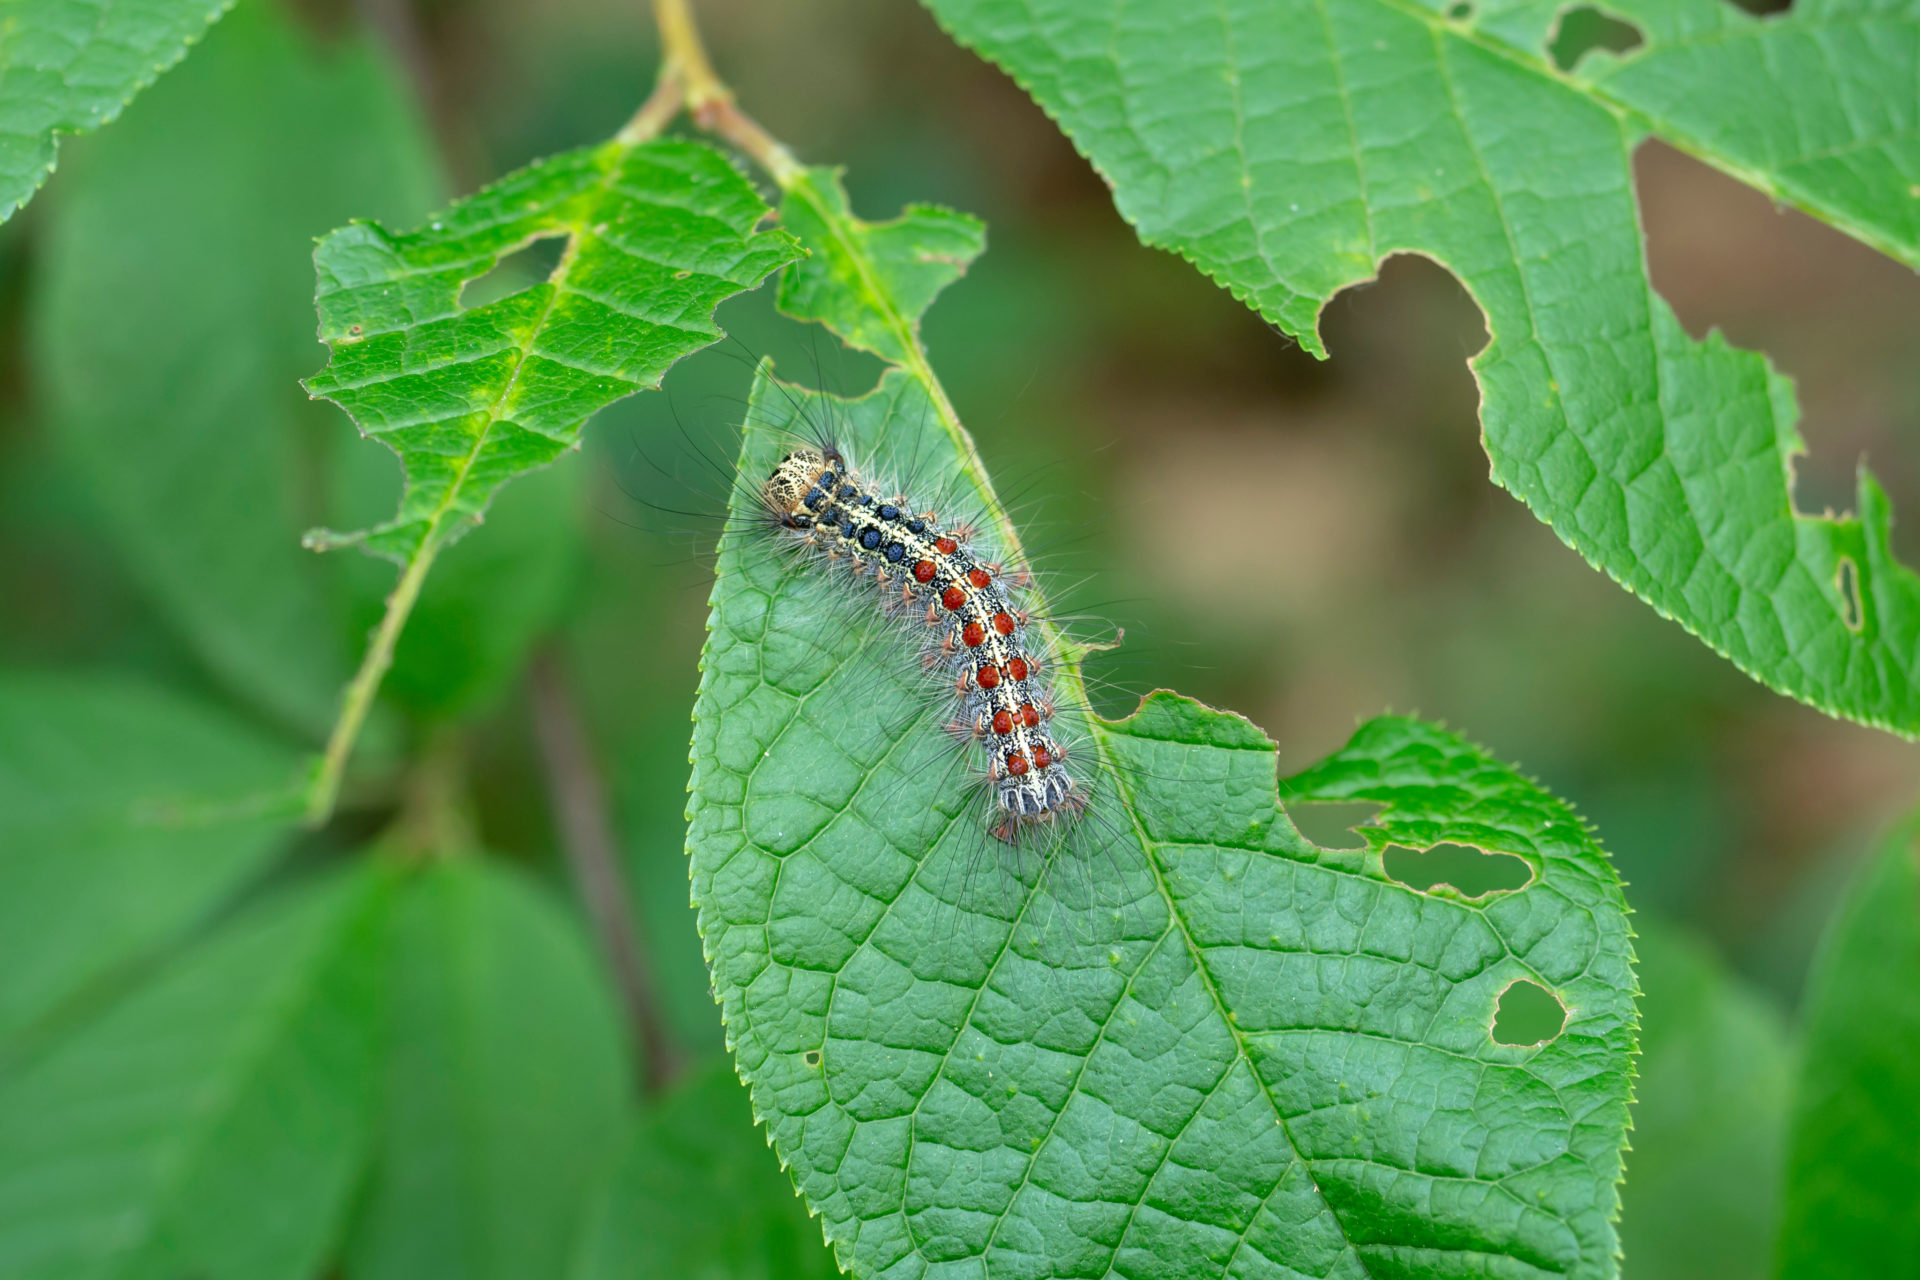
[34,0,441,735]
[1775,821,1920,1278]
[303,134,804,564]
[777,166,986,366]
[690,366,1635,1278]
[918,0,1920,737]
[0,671,301,1048]
[0,863,392,1280]
[570,1057,839,1280]
[0,0,235,223]
[1618,922,1792,1280]
[345,859,631,1280]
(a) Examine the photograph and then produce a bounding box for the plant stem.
[650,0,802,182]
[651,0,728,107]
[305,537,441,826]
[617,62,686,146]
[529,649,685,1095]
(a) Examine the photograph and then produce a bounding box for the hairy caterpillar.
[650,360,1149,949]
[757,443,1084,843]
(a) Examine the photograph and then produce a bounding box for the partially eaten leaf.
[305,137,802,563]
[921,0,1920,737]
[689,367,1635,1278]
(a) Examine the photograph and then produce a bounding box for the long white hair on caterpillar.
[697,360,1170,979]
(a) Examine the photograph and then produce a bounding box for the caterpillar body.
[759,444,1084,843]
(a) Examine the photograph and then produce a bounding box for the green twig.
[304,536,441,825]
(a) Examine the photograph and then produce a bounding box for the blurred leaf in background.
[1777,821,1920,1279]
[346,860,630,1280]
[571,1059,838,1280]
[0,863,393,1280]
[0,0,236,222]
[0,672,301,1050]
[33,0,441,738]
[1619,921,1793,1280]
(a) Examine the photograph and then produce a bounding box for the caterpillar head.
[762,449,828,527]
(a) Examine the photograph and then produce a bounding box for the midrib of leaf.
[1098,747,1345,1260]
[1013,742,1367,1272]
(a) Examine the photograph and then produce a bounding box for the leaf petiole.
[304,533,443,825]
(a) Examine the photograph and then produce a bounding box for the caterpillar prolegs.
[759,444,1085,843]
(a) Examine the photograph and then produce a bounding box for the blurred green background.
[2,0,1916,1275]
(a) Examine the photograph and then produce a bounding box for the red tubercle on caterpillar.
[976,664,1001,690]
[991,710,1013,735]
[941,586,966,611]
[913,560,937,584]
[1032,746,1052,769]
[961,622,985,647]
[1007,656,1030,681]
[991,612,1015,636]
[1005,751,1029,777]
[1017,704,1040,728]
[934,537,958,555]
[968,568,991,589]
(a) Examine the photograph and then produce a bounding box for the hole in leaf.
[1288,801,1383,850]
[459,234,568,310]
[1547,6,1645,71]
[1635,141,1920,561]
[1836,557,1863,631]
[803,1050,822,1067]
[1446,1,1473,18]
[1384,842,1532,897]
[1491,979,1567,1046]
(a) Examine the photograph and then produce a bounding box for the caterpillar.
[757,442,1085,844]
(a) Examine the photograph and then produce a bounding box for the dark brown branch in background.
[529,649,685,1096]
[353,0,487,192]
